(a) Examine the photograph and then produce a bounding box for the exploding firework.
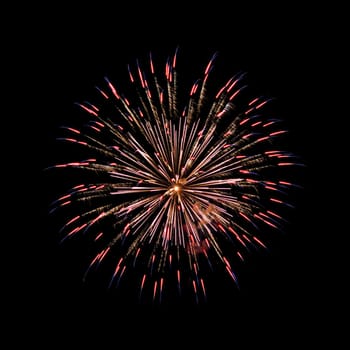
[49,48,301,303]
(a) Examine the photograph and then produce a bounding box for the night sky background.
[15,3,343,347]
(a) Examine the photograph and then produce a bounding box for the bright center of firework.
[170,178,186,197]
[173,184,182,193]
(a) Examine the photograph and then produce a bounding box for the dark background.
[15,3,342,347]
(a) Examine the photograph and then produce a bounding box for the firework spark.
[49,48,301,303]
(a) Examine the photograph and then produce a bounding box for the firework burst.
[49,48,301,303]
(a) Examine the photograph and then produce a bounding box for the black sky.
[15,3,341,347]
